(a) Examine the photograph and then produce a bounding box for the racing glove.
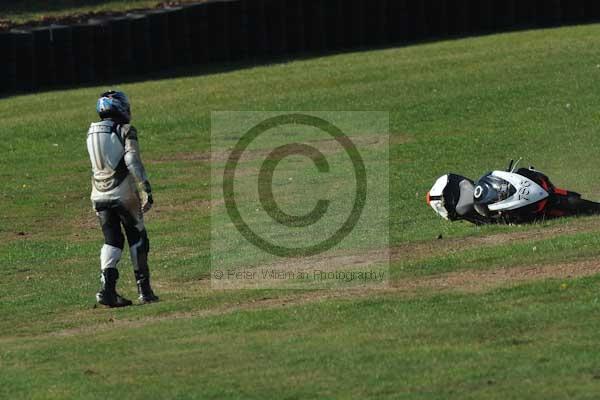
[142,181,153,213]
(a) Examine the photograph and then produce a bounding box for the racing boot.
[96,268,132,308]
[132,241,159,304]
[136,271,159,304]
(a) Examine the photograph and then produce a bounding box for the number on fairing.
[488,171,549,212]
[518,180,531,200]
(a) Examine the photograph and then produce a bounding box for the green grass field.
[3,24,600,399]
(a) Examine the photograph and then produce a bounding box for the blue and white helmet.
[96,90,131,123]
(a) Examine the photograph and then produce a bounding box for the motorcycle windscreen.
[474,171,549,216]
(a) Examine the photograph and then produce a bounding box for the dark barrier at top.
[71,23,96,84]
[52,26,74,86]
[228,0,248,60]
[168,7,193,66]
[207,0,231,62]
[110,17,134,77]
[31,28,56,87]
[265,0,287,56]
[303,0,325,52]
[186,3,210,64]
[128,14,153,75]
[426,0,448,38]
[0,32,17,92]
[285,0,305,54]
[3,0,600,94]
[146,9,173,71]
[12,30,35,92]
[88,19,114,82]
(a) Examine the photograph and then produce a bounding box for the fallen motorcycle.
[427,160,600,225]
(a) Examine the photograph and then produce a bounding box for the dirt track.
[40,255,600,339]
[396,220,598,259]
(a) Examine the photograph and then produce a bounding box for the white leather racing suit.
[88,120,148,207]
[86,120,153,284]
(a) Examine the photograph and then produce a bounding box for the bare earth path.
[30,257,598,340]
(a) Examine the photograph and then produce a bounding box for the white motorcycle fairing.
[428,174,450,220]
[485,170,549,212]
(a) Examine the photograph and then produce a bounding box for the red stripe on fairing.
[554,187,568,196]
[536,199,548,213]
[426,191,431,206]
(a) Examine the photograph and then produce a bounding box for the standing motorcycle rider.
[87,90,159,307]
